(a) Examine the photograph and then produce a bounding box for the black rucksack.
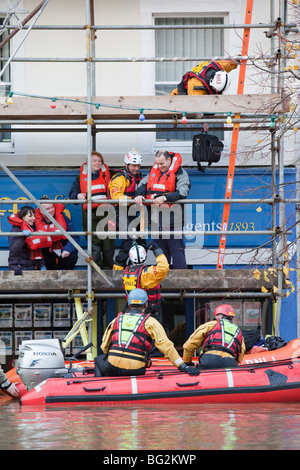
[192,132,224,173]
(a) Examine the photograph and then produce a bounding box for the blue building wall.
[0,167,297,340]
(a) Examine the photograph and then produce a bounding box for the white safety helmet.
[124,151,143,165]
[129,244,147,264]
[209,71,230,93]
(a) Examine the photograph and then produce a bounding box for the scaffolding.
[0,0,299,351]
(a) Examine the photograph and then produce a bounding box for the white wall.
[0,0,297,169]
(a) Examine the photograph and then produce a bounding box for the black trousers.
[197,353,239,370]
[94,353,146,377]
[42,250,78,270]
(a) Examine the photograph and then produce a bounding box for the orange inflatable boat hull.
[3,339,300,389]
[19,358,300,406]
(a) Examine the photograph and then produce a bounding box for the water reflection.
[1,398,300,450]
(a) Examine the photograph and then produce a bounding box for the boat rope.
[65,356,300,386]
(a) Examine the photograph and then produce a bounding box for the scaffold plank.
[0,269,276,293]
[0,94,289,120]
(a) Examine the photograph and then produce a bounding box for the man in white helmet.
[123,240,169,319]
[170,58,240,96]
[109,151,146,270]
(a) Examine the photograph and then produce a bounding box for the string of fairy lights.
[4,90,299,129]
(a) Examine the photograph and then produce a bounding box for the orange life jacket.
[146,152,182,199]
[8,214,52,260]
[35,204,67,251]
[79,162,110,209]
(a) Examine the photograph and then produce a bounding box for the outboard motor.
[17,338,68,391]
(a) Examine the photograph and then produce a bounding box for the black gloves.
[146,240,163,257]
[178,362,200,376]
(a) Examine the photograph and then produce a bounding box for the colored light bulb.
[7,92,13,105]
[226,113,232,124]
[139,109,145,121]
[181,112,187,124]
[50,99,56,109]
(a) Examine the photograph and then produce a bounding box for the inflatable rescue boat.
[8,338,300,406]
[19,358,300,406]
[5,337,300,387]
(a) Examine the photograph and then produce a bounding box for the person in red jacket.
[8,205,50,274]
[35,198,79,270]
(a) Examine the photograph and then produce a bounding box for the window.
[0,18,12,147]
[155,17,224,142]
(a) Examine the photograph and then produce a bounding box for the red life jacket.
[123,264,161,312]
[202,318,243,360]
[110,169,142,198]
[177,61,224,95]
[109,310,152,363]
[146,152,182,199]
[8,214,52,260]
[79,162,110,209]
[35,204,67,251]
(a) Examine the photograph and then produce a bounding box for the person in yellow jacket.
[183,304,246,370]
[170,58,240,96]
[94,288,200,377]
[123,241,169,318]
[108,151,145,270]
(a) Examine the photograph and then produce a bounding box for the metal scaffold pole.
[85,0,94,354]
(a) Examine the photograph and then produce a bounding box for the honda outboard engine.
[17,338,68,391]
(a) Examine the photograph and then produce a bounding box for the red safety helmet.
[213,304,235,318]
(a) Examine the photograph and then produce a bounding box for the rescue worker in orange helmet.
[183,304,246,370]
[94,288,199,377]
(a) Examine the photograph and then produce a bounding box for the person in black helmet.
[94,288,199,377]
[183,304,246,370]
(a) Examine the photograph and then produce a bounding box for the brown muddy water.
[1,399,300,451]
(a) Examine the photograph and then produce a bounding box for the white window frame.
[140,1,239,157]
[0,16,14,153]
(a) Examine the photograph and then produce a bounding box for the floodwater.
[1,398,300,451]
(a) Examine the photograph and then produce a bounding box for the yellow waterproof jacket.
[171,59,239,96]
[109,170,141,200]
[137,253,169,290]
[101,313,184,370]
[182,320,246,364]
